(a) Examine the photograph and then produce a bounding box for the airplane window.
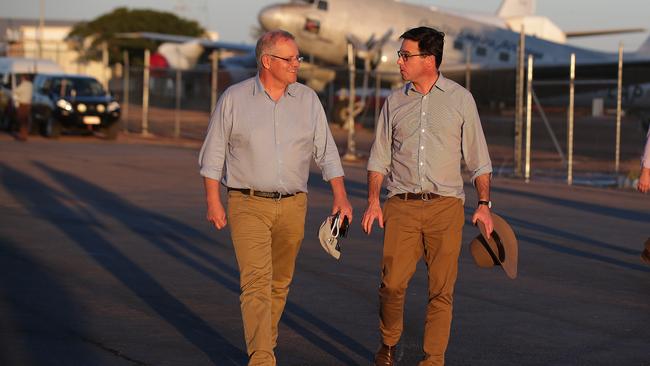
[304,18,321,34]
[453,40,464,51]
[475,46,487,57]
[499,52,509,62]
[317,0,328,10]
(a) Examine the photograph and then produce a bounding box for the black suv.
[32,74,121,139]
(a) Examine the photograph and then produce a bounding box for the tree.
[67,7,205,65]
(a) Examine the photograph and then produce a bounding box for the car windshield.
[52,77,105,97]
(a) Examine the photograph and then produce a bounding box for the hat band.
[478,231,506,265]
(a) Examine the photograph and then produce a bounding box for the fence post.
[174,68,182,138]
[514,25,526,177]
[122,50,129,133]
[567,53,576,185]
[615,42,623,174]
[210,50,219,113]
[343,43,357,161]
[525,55,534,183]
[142,49,150,136]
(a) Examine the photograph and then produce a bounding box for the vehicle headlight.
[107,101,120,112]
[96,104,105,113]
[56,99,73,111]
[77,103,87,113]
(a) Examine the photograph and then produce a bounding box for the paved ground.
[0,132,648,366]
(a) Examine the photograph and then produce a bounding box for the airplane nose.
[258,5,284,31]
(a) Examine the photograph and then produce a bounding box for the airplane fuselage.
[258,0,617,76]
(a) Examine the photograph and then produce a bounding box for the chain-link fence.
[110,59,649,187]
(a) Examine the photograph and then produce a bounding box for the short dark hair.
[255,30,295,68]
[400,27,445,68]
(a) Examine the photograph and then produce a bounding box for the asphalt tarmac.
[0,133,648,366]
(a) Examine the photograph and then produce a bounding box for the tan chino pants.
[379,195,464,366]
[227,191,307,366]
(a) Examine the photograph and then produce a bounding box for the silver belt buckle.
[275,192,283,201]
[421,192,432,201]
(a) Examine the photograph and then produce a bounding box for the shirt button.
[420,162,423,166]
[422,112,426,116]
[421,129,425,133]
[420,146,424,150]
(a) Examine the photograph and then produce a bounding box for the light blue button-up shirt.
[199,75,344,194]
[367,74,492,202]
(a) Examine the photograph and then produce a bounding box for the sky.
[3,0,649,53]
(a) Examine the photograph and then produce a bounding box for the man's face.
[264,38,300,86]
[397,39,435,82]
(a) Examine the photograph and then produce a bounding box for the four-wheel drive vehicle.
[0,57,63,131]
[32,74,121,139]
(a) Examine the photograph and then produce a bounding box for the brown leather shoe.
[374,344,396,366]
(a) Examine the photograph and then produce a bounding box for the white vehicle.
[0,57,64,131]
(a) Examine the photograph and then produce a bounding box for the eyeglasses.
[267,54,304,63]
[397,50,431,61]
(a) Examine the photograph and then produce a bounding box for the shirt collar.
[404,72,449,96]
[253,73,298,98]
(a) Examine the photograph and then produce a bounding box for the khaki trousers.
[379,195,464,366]
[227,191,307,366]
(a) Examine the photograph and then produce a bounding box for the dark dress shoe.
[374,344,397,366]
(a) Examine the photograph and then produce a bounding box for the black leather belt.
[228,187,296,200]
[394,192,440,201]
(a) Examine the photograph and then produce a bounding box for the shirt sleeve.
[642,128,650,169]
[367,98,392,175]
[460,92,493,183]
[312,92,344,181]
[198,90,233,181]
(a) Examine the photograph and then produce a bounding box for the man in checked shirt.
[199,30,352,366]
[361,27,494,366]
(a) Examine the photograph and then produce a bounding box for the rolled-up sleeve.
[367,100,392,175]
[312,93,344,181]
[198,90,232,181]
[461,92,492,183]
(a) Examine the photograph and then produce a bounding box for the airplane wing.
[565,28,646,38]
[117,32,254,53]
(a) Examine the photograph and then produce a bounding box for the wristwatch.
[478,200,492,208]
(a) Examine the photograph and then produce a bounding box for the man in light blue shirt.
[199,30,352,366]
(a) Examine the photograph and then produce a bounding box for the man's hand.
[207,201,227,230]
[203,177,226,230]
[361,200,384,235]
[332,194,353,225]
[638,167,650,193]
[472,205,493,239]
[329,176,353,225]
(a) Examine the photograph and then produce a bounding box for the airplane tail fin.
[636,34,650,55]
[497,0,536,18]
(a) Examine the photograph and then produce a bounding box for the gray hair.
[255,30,295,68]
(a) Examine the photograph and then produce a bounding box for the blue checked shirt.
[368,73,492,202]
